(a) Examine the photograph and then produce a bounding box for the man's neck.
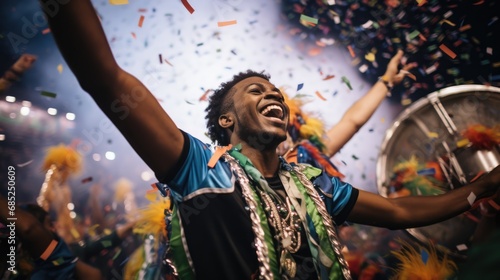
[238,143,280,178]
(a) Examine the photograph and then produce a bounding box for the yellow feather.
[42,144,82,174]
[390,239,457,280]
[299,117,325,139]
[123,244,145,280]
[133,192,171,247]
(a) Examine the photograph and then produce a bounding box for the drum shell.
[376,84,500,257]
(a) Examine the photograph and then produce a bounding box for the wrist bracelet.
[378,75,393,96]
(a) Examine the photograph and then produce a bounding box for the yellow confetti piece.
[70,227,80,239]
[217,20,237,27]
[456,138,470,148]
[416,0,427,6]
[439,19,456,26]
[427,132,439,138]
[364,52,375,62]
[401,98,412,106]
[57,64,63,74]
[88,224,100,237]
[380,117,385,123]
[109,0,128,5]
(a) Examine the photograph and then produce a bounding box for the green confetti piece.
[300,14,318,25]
[41,90,57,98]
[52,257,64,266]
[101,240,113,248]
[112,248,122,260]
[480,60,490,65]
[409,30,421,40]
[341,76,352,90]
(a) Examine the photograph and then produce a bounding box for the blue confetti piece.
[417,168,436,176]
[297,83,304,91]
[421,248,429,264]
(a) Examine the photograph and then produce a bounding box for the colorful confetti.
[315,91,327,101]
[341,76,352,90]
[181,0,195,14]
[299,14,318,26]
[217,20,237,27]
[138,15,145,27]
[296,83,304,91]
[109,0,128,5]
[41,90,57,98]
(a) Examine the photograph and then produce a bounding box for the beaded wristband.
[378,75,393,96]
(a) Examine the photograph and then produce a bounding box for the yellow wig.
[391,240,457,280]
[41,144,82,174]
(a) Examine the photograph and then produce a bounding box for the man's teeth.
[261,105,283,118]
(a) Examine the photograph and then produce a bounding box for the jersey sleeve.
[157,131,233,199]
[313,171,359,225]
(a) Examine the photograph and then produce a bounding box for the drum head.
[376,85,500,258]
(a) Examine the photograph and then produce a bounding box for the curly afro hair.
[205,70,270,146]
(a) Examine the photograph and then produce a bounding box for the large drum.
[376,84,500,258]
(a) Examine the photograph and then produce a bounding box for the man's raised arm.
[39,0,184,177]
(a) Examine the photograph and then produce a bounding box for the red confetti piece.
[199,89,213,101]
[81,177,93,183]
[347,45,355,58]
[42,28,51,34]
[131,32,136,39]
[138,15,145,27]
[181,0,195,14]
[459,24,471,32]
[208,145,232,168]
[164,59,173,66]
[439,44,457,59]
[138,8,147,12]
[315,91,327,101]
[217,20,237,27]
[308,47,322,56]
[322,74,335,80]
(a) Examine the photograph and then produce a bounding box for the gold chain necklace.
[259,189,302,278]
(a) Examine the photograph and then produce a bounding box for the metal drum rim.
[376,84,500,196]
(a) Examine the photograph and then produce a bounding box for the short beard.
[236,116,286,152]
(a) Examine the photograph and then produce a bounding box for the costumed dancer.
[281,50,416,179]
[113,178,139,222]
[124,188,177,280]
[0,54,37,92]
[37,143,82,244]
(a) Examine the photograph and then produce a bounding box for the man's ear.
[218,114,234,129]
